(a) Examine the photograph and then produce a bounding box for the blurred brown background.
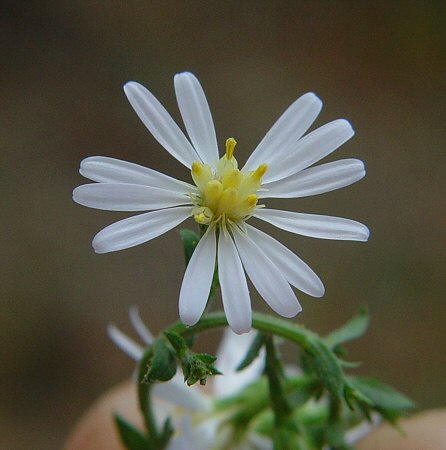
[1,1,445,448]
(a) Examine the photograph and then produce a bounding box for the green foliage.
[324,307,369,351]
[114,414,149,450]
[143,339,177,383]
[236,332,267,371]
[165,330,221,385]
[116,309,414,450]
[348,376,415,422]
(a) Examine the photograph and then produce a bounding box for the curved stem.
[167,311,344,398]
[167,311,317,352]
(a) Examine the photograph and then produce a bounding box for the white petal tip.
[337,118,355,137]
[123,80,139,91]
[180,312,200,328]
[92,240,110,254]
[123,81,144,101]
[278,302,303,318]
[352,223,370,242]
[303,92,323,106]
[230,324,252,335]
[360,226,371,241]
[174,71,195,80]
[312,284,326,298]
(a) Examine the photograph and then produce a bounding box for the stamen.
[246,194,258,206]
[252,163,268,180]
[193,206,213,224]
[194,213,207,224]
[218,188,238,214]
[222,169,242,189]
[225,138,237,160]
[205,180,223,202]
[191,161,203,176]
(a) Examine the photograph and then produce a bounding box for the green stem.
[167,311,344,398]
[137,349,162,448]
[265,336,291,425]
[168,312,316,351]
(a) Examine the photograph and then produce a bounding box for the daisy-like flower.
[73,72,369,334]
[109,307,270,450]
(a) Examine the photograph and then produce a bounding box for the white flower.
[73,72,369,334]
[109,307,271,450]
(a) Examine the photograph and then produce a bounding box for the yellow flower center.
[190,138,267,229]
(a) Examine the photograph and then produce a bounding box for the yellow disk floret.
[190,137,268,227]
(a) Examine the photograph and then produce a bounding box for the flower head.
[73,72,369,334]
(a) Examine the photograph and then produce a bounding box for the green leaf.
[158,417,174,448]
[114,414,149,450]
[180,229,200,265]
[348,376,415,419]
[145,339,177,383]
[338,359,362,369]
[324,307,369,349]
[236,332,267,371]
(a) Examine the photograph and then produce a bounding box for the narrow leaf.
[324,307,369,349]
[349,376,415,412]
[114,414,150,450]
[236,332,267,371]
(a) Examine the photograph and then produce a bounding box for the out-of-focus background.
[1,1,445,448]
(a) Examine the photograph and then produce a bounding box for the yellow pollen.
[191,161,203,175]
[225,138,237,160]
[190,137,268,226]
[218,187,238,213]
[253,163,268,179]
[222,169,242,189]
[246,194,258,206]
[205,180,223,202]
[194,213,206,223]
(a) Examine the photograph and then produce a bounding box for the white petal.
[262,119,355,183]
[217,232,252,334]
[245,224,325,297]
[233,231,302,318]
[254,208,370,241]
[124,81,199,167]
[244,92,322,171]
[73,183,192,211]
[92,206,192,253]
[174,72,219,166]
[214,328,265,398]
[129,306,154,345]
[153,372,211,411]
[179,227,216,326]
[107,324,144,361]
[79,156,194,193]
[261,159,365,199]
